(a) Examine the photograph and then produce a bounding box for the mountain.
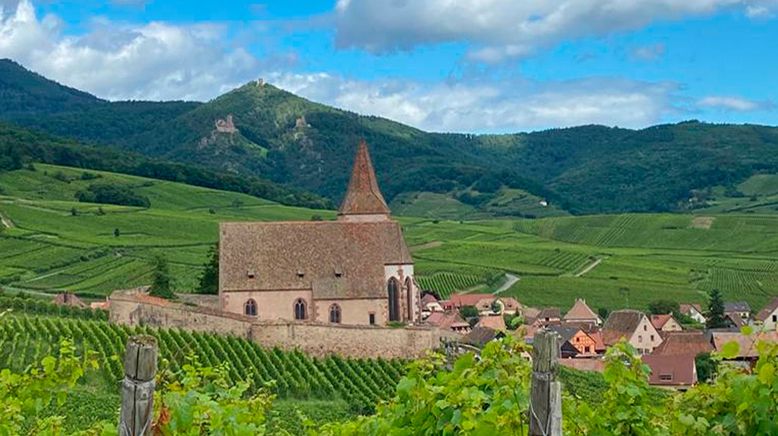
[2,58,778,216]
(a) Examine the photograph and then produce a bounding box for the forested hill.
[2,58,778,215]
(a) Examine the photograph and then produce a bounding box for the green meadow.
[2,164,778,312]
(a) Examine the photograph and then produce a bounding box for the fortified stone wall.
[110,291,455,358]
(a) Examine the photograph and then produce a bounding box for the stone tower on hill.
[219,140,419,326]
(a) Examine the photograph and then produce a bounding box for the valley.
[2,163,777,312]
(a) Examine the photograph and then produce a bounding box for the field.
[0,164,332,297]
[2,164,778,313]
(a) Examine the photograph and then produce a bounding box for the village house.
[476,315,507,331]
[562,298,602,326]
[218,141,419,326]
[642,354,697,390]
[548,325,600,358]
[710,331,778,368]
[420,293,444,315]
[724,301,751,320]
[651,331,712,357]
[650,314,683,333]
[425,311,470,333]
[602,310,663,354]
[755,297,778,332]
[462,326,506,348]
[679,303,706,324]
[531,307,562,327]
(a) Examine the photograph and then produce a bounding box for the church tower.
[338,140,391,222]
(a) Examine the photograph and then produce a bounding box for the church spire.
[338,139,391,219]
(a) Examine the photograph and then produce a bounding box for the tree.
[70,207,78,216]
[113,228,120,237]
[459,305,480,327]
[706,288,727,329]
[196,243,219,295]
[598,307,610,321]
[648,299,679,316]
[695,352,718,383]
[149,255,175,299]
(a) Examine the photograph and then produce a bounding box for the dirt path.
[575,258,602,277]
[493,273,519,294]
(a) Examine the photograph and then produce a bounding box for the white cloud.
[334,0,778,62]
[0,0,265,101]
[270,72,678,132]
[631,43,666,61]
[698,96,773,111]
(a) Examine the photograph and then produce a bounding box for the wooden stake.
[529,329,562,436]
[119,335,158,436]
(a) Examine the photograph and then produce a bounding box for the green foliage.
[319,336,533,435]
[694,352,718,383]
[706,288,727,329]
[76,183,151,208]
[458,305,479,320]
[0,294,108,320]
[196,243,219,295]
[0,337,98,435]
[149,256,175,299]
[647,299,680,315]
[154,356,275,435]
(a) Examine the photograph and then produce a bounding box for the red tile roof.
[650,314,674,330]
[711,331,778,358]
[220,220,412,299]
[651,331,712,356]
[602,310,644,345]
[642,354,697,387]
[338,140,390,216]
[756,297,778,322]
[679,303,702,315]
[426,311,467,330]
[563,299,601,323]
[476,315,506,331]
[559,358,605,373]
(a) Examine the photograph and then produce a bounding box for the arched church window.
[329,304,342,324]
[294,298,307,320]
[388,278,400,322]
[405,277,413,321]
[244,299,257,317]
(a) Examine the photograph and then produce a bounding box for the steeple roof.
[338,140,390,216]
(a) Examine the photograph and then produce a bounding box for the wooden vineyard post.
[119,335,158,436]
[529,329,562,436]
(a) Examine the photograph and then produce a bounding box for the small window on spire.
[247,270,256,279]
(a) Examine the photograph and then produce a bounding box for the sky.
[0,0,777,133]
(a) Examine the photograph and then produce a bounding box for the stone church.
[219,140,419,326]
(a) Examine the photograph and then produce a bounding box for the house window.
[638,335,643,343]
[329,304,341,324]
[387,278,400,322]
[773,314,777,323]
[244,299,257,317]
[369,313,376,325]
[659,374,673,381]
[650,335,655,341]
[294,298,307,320]
[643,325,647,331]
[584,346,591,353]
[575,337,580,343]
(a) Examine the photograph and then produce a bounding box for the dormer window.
[247,270,256,279]
[334,268,343,278]
[297,270,305,278]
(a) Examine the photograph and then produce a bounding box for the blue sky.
[1,0,777,132]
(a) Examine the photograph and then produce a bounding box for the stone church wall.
[110,290,455,359]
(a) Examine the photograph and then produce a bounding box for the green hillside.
[4,59,778,217]
[0,164,332,297]
[1,163,778,312]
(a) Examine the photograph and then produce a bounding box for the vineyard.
[0,314,404,414]
[416,272,484,298]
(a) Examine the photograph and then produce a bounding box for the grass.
[2,163,778,312]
